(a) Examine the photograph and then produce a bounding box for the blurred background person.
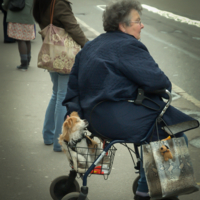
[33,0,88,152]
[2,0,35,71]
[0,0,15,43]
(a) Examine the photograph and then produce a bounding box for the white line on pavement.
[141,30,200,61]
[97,5,200,28]
[76,18,101,36]
[142,4,200,28]
[172,83,200,108]
[96,5,105,11]
[76,17,200,108]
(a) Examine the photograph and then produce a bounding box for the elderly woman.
[62,0,199,199]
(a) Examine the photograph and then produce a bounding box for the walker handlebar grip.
[142,88,172,118]
[149,89,167,94]
[144,89,171,100]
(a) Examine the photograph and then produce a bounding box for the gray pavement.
[0,10,200,200]
[139,0,200,21]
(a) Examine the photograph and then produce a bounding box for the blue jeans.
[137,134,188,193]
[42,72,69,151]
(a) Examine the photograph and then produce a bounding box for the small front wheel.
[62,192,89,200]
[50,176,80,200]
[132,175,140,195]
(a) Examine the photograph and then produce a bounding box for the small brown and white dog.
[59,111,102,173]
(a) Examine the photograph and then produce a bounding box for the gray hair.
[103,0,142,32]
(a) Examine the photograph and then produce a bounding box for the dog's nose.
[161,147,163,150]
[84,119,89,126]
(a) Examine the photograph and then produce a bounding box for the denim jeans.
[42,72,69,151]
[137,134,188,193]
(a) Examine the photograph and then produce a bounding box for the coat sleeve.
[54,0,88,48]
[117,40,172,97]
[2,0,10,10]
[62,51,83,118]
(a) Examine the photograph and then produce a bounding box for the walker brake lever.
[128,88,161,111]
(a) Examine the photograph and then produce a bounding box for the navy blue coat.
[63,31,199,143]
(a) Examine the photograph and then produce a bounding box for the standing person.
[0,0,15,43]
[32,0,88,152]
[2,0,35,71]
[62,0,199,199]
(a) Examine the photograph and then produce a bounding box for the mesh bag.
[67,140,117,177]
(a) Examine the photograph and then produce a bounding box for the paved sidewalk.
[170,93,200,200]
[0,11,199,200]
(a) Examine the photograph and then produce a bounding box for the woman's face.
[119,9,144,40]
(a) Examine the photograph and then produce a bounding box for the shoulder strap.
[50,0,56,24]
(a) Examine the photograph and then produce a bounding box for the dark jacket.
[63,31,199,143]
[38,0,88,48]
[2,0,35,24]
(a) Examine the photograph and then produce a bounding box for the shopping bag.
[142,137,199,199]
[37,0,81,74]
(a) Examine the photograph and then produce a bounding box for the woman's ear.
[119,23,126,33]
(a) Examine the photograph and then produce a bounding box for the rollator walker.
[50,89,172,200]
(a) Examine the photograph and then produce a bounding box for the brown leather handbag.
[37,0,81,74]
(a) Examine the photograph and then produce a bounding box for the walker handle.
[145,89,172,118]
[154,89,172,119]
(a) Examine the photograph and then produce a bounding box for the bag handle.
[50,0,56,24]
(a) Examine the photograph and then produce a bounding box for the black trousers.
[1,9,15,42]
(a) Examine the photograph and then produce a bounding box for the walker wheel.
[50,176,80,200]
[61,192,89,200]
[132,175,140,195]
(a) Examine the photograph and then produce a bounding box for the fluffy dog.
[59,111,102,173]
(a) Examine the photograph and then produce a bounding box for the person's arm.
[62,50,83,118]
[54,0,88,48]
[2,0,10,11]
[117,40,172,95]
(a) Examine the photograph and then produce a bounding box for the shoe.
[160,197,179,200]
[44,142,53,145]
[27,56,31,66]
[44,140,53,145]
[134,195,150,200]
[17,60,28,71]
[17,65,28,71]
[53,148,62,152]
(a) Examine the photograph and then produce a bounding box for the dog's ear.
[63,118,73,129]
[62,118,73,141]
[70,111,79,117]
